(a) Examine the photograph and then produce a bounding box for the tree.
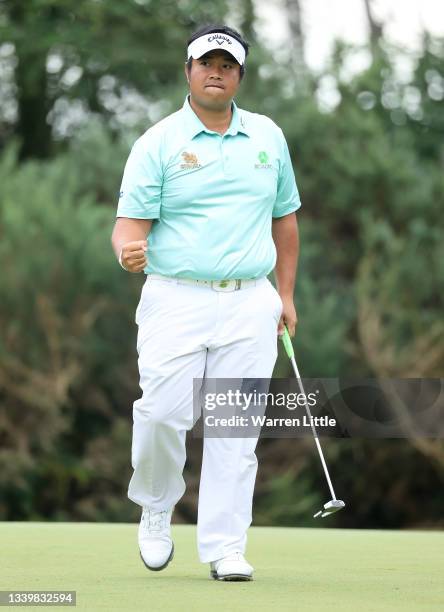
[363,0,384,54]
[284,0,306,73]
[0,0,230,158]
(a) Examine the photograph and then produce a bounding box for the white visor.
[187,32,246,66]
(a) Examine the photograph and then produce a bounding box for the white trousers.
[128,275,282,563]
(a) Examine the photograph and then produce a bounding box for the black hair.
[186,23,250,80]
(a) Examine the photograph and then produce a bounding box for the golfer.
[111,23,301,581]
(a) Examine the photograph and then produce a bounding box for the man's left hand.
[278,295,297,337]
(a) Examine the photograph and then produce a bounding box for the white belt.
[146,274,261,292]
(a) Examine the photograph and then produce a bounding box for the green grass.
[1,523,443,611]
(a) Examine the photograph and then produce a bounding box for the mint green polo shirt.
[116,96,301,280]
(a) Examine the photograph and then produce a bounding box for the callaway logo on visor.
[187,32,246,66]
[208,34,232,45]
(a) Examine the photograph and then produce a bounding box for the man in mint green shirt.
[111,23,301,582]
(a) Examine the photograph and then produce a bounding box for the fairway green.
[1,523,443,611]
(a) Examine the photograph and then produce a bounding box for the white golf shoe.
[138,507,174,571]
[210,552,254,581]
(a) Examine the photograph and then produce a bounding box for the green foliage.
[254,467,324,528]
[273,217,352,379]
[0,137,142,520]
[0,0,232,156]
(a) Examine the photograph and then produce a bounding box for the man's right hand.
[120,240,148,273]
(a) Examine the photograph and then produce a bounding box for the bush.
[0,138,143,521]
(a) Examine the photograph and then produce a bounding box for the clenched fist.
[119,240,148,273]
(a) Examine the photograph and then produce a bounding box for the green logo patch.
[258,151,269,164]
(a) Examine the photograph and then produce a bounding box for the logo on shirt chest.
[255,150,272,169]
[180,151,201,170]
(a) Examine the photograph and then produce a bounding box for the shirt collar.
[182,95,251,139]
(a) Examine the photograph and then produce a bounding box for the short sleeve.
[116,134,163,219]
[272,129,302,218]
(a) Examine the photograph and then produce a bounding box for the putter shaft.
[289,355,338,502]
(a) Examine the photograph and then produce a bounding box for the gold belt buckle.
[212,279,240,292]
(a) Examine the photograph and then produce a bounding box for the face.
[185,49,242,111]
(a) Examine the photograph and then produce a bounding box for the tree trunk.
[284,0,306,71]
[363,0,384,53]
[15,49,52,160]
[9,0,52,159]
[239,0,255,41]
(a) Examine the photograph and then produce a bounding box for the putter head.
[313,499,345,519]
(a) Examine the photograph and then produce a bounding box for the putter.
[280,326,346,518]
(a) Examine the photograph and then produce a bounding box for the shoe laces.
[227,552,244,561]
[141,509,169,533]
[220,552,245,563]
